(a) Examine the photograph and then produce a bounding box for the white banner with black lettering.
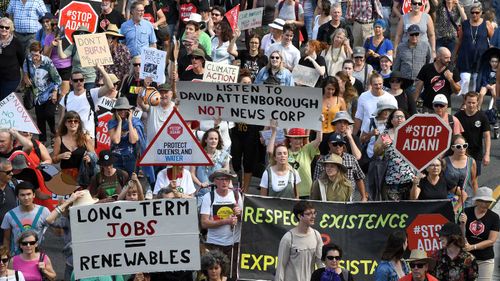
[177,81,323,130]
[70,199,200,279]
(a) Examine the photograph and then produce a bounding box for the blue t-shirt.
[363,37,394,56]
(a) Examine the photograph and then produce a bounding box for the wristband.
[474,245,477,250]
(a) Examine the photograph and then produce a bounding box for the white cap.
[184,13,202,23]
[432,94,448,105]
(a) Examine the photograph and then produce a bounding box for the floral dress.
[432,248,478,281]
[384,140,416,185]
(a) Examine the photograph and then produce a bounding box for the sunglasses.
[452,143,468,150]
[72,78,84,83]
[21,241,37,246]
[0,25,10,30]
[326,255,341,261]
[411,2,423,6]
[191,56,204,60]
[66,119,80,124]
[390,79,401,83]
[331,142,344,147]
[409,262,426,269]
[410,33,420,37]
[0,170,13,175]
[471,11,481,14]
[433,103,446,108]
[270,56,281,60]
[0,258,9,264]
[133,63,141,67]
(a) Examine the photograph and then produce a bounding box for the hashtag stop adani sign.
[395,114,452,171]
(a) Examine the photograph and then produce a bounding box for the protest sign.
[98,96,115,111]
[225,4,240,31]
[95,112,113,155]
[0,93,40,134]
[260,129,286,146]
[203,61,240,83]
[239,195,454,281]
[139,108,213,166]
[74,33,113,67]
[140,47,167,84]
[237,7,263,30]
[178,81,323,130]
[71,198,200,279]
[58,0,100,45]
[292,64,320,87]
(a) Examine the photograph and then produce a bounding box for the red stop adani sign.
[406,214,449,256]
[395,114,452,171]
[59,0,99,44]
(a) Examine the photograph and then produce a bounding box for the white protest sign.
[0,93,40,134]
[98,96,115,110]
[292,64,320,87]
[237,7,264,30]
[260,129,286,146]
[74,33,113,67]
[178,81,323,130]
[139,108,213,166]
[70,198,201,279]
[203,61,239,83]
[140,47,167,84]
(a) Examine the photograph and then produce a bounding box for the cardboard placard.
[74,33,113,67]
[139,47,167,84]
[292,64,320,87]
[177,81,323,130]
[237,7,264,30]
[0,93,40,134]
[203,61,240,83]
[71,199,200,279]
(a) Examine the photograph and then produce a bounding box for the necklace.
[329,45,343,63]
[470,22,479,45]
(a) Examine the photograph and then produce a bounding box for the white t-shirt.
[260,169,301,192]
[59,88,100,137]
[265,43,301,70]
[0,271,25,281]
[153,167,196,195]
[355,91,397,132]
[146,103,175,145]
[200,190,243,246]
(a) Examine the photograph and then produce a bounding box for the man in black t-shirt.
[414,47,461,111]
[98,0,126,32]
[454,92,491,176]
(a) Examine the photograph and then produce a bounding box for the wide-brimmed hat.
[473,186,496,202]
[190,48,206,60]
[208,169,237,182]
[376,98,398,116]
[285,128,309,138]
[438,222,461,236]
[331,111,354,125]
[74,25,90,34]
[108,74,120,85]
[72,190,99,208]
[405,249,436,269]
[113,97,134,110]
[184,13,202,23]
[97,150,117,166]
[269,18,285,31]
[39,13,55,23]
[320,154,347,173]
[104,24,124,38]
[383,71,412,90]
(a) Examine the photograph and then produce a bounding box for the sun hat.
[74,25,90,34]
[320,154,347,173]
[432,94,448,105]
[472,186,496,202]
[405,249,436,269]
[376,98,398,116]
[184,13,202,23]
[331,111,354,125]
[71,190,99,207]
[329,133,346,145]
[437,222,462,236]
[208,169,237,182]
[113,97,134,110]
[104,24,124,38]
[383,71,412,90]
[190,48,206,60]
[97,150,117,166]
[269,18,285,31]
[285,128,309,138]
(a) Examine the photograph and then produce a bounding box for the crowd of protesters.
[0,0,499,280]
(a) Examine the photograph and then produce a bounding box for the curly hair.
[201,250,230,278]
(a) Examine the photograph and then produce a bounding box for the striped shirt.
[7,0,46,33]
[393,40,432,81]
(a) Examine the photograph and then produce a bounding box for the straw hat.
[104,24,124,38]
[208,169,237,182]
[72,190,99,207]
[320,154,347,173]
[405,249,436,270]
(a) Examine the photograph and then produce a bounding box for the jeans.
[113,152,137,176]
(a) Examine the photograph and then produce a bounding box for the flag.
[225,4,240,32]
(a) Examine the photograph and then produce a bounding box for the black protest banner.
[239,196,454,281]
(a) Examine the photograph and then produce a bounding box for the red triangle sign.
[138,108,213,166]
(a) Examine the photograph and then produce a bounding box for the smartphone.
[380,134,392,144]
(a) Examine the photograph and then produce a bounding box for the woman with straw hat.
[459,186,499,281]
[310,154,351,202]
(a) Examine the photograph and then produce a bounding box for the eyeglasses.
[0,257,9,264]
[303,211,317,216]
[270,56,281,60]
[326,255,341,261]
[409,33,420,37]
[20,241,37,246]
[409,262,426,269]
[390,79,401,83]
[0,25,10,30]
[393,115,405,120]
[66,119,80,124]
[433,103,446,108]
[452,143,468,150]
[0,170,13,175]
[72,78,84,83]
[411,2,423,6]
